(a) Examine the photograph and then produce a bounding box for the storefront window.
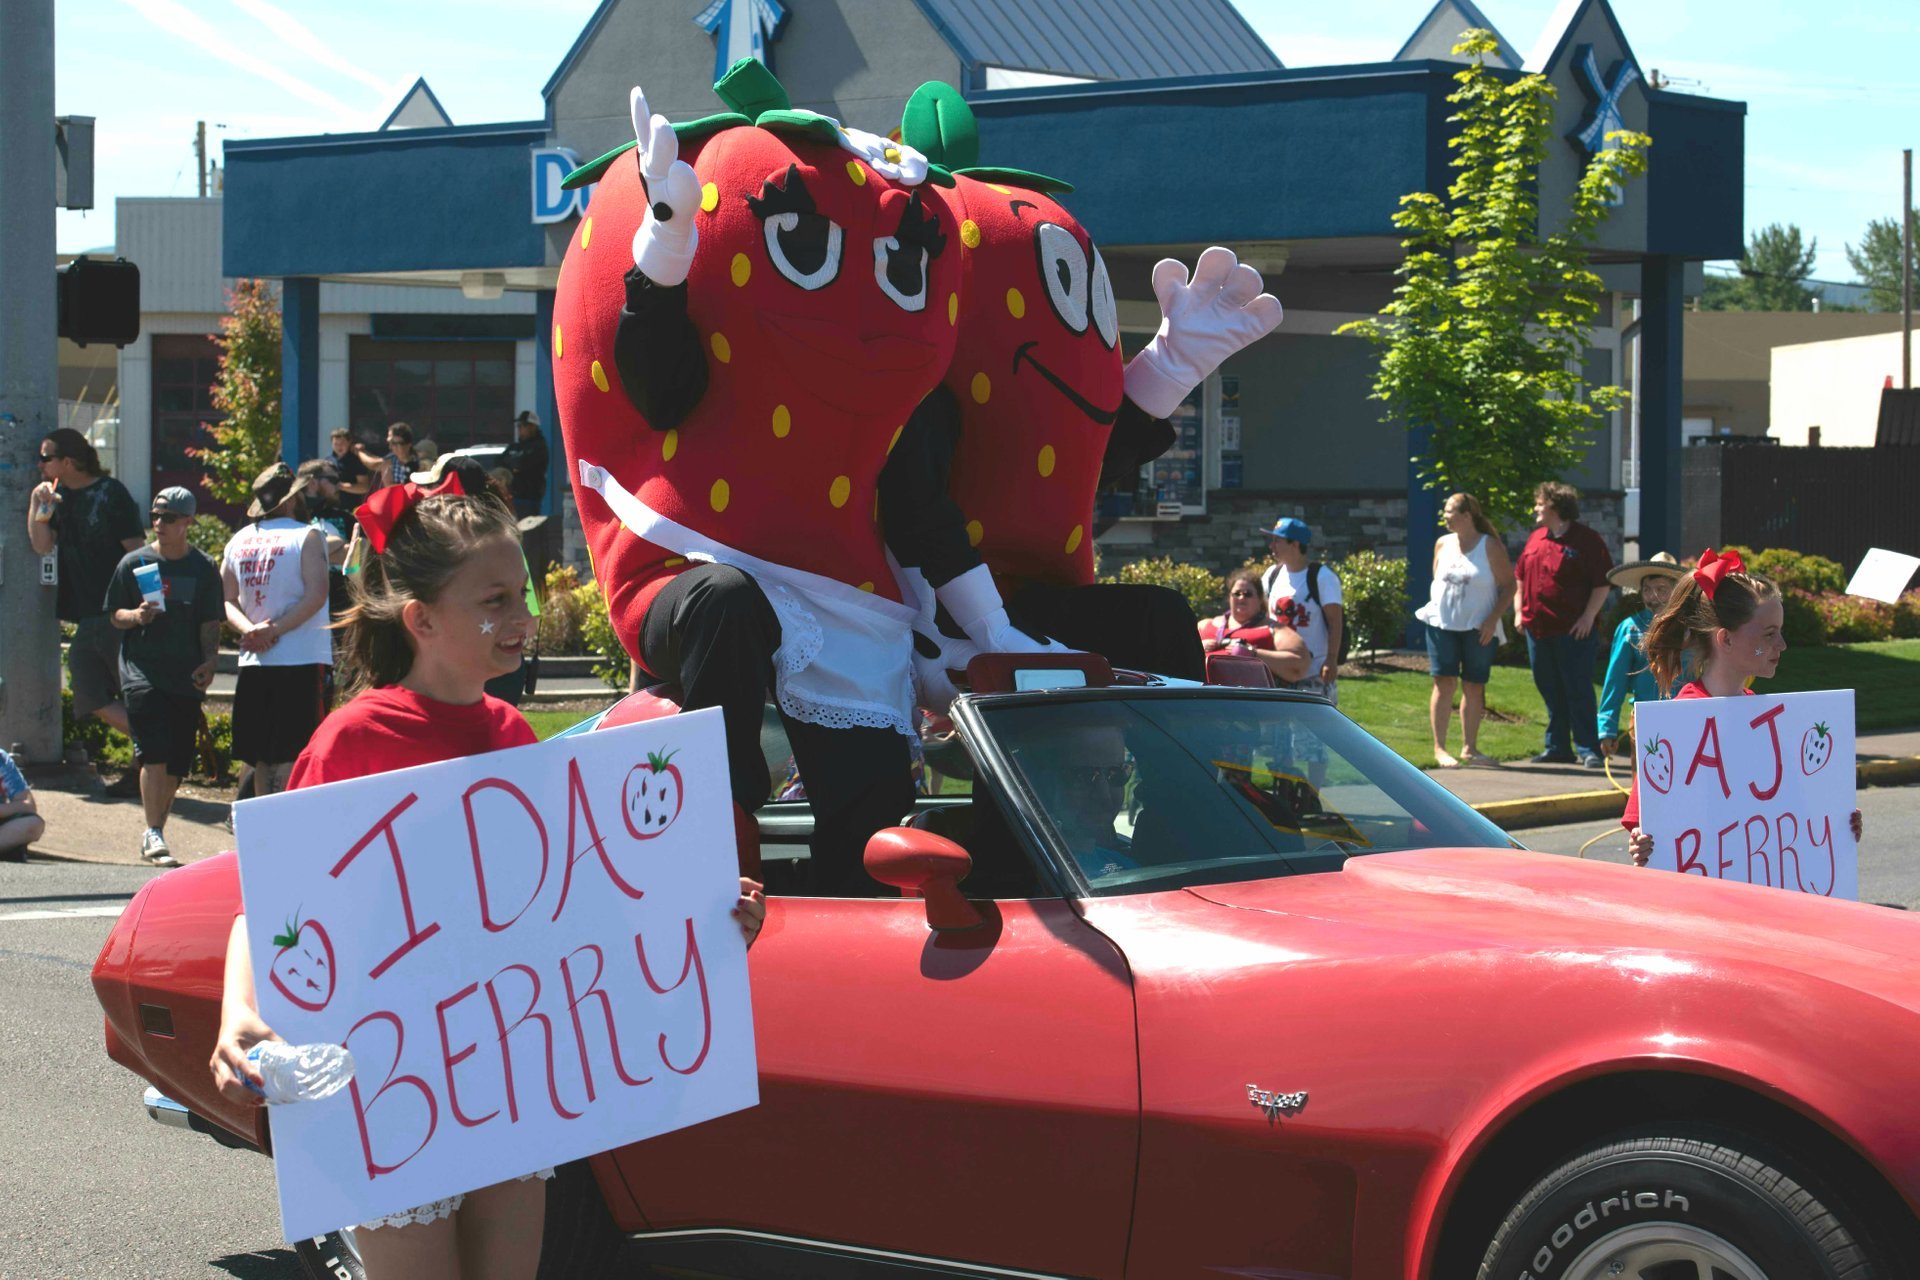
[1106,332,1217,520]
[151,334,230,516]
[348,338,516,452]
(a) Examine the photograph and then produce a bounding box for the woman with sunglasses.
[1198,569,1312,684]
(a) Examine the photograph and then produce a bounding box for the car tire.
[535,1160,629,1280]
[292,1229,365,1280]
[1476,1129,1883,1279]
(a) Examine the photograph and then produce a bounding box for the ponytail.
[1639,557,1780,695]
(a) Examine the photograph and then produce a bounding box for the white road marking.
[0,905,128,921]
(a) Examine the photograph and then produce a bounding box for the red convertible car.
[95,674,1920,1280]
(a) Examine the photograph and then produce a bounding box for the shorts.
[231,664,328,766]
[359,1168,554,1231]
[68,616,122,718]
[1425,624,1497,684]
[125,686,203,778]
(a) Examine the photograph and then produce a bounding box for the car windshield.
[974,691,1518,895]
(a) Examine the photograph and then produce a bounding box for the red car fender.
[1405,966,1920,1279]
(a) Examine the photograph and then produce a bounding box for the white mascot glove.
[1124,246,1284,419]
[935,564,1071,659]
[628,86,701,287]
[896,565,977,717]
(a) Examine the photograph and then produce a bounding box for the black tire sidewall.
[292,1230,366,1280]
[1482,1139,1856,1279]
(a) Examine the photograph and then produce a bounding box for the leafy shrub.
[536,564,593,654]
[186,513,233,562]
[575,580,632,690]
[1780,589,1827,647]
[198,709,235,782]
[62,688,132,770]
[1813,591,1892,643]
[1101,557,1223,619]
[1894,590,1920,639]
[1747,548,1846,596]
[1332,548,1408,663]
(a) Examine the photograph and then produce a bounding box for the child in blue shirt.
[1597,553,1687,756]
[0,748,45,861]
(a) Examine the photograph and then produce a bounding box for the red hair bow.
[1692,547,1745,600]
[355,473,466,555]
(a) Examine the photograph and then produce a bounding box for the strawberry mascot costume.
[879,84,1286,709]
[554,62,968,890]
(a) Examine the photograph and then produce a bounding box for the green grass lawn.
[519,639,1920,765]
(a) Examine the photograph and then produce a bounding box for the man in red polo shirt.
[1513,481,1613,767]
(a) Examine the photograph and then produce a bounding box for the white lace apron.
[579,461,916,737]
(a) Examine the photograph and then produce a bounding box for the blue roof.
[911,0,1281,84]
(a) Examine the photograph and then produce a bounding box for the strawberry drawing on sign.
[1642,736,1675,794]
[1801,721,1834,775]
[268,914,335,1012]
[623,750,684,840]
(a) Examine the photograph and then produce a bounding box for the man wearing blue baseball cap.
[1261,517,1345,785]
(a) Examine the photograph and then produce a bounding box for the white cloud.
[119,0,360,119]
[227,0,393,97]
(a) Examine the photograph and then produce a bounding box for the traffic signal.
[57,256,140,348]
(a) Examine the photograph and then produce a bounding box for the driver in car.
[1028,724,1139,882]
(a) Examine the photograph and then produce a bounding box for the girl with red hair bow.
[1621,549,1861,864]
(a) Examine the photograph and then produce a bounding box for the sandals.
[1459,749,1503,768]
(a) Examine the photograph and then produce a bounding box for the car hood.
[1176,847,1920,1006]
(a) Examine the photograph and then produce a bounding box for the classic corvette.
[94,664,1920,1280]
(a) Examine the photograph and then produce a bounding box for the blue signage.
[1569,44,1639,158]
[694,0,789,85]
[531,147,587,225]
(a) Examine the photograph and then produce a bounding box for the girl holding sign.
[208,481,768,1276]
[1622,549,1862,865]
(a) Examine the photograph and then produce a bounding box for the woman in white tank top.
[1414,493,1515,767]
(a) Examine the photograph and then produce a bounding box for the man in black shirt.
[27,429,146,793]
[500,410,550,518]
[328,427,377,499]
[105,487,224,866]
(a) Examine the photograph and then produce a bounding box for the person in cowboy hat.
[1597,551,1687,757]
[219,463,332,798]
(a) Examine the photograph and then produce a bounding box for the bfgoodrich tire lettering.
[293,1230,365,1280]
[1477,1130,1881,1279]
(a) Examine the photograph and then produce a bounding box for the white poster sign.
[1635,690,1856,899]
[234,708,755,1241]
[1845,547,1920,604]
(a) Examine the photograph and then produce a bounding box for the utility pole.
[1903,148,1912,390]
[196,120,207,198]
[0,0,62,761]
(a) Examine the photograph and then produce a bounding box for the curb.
[1475,756,1920,830]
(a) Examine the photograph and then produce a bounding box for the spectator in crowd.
[1597,552,1685,759]
[26,427,147,797]
[105,487,224,867]
[328,427,377,499]
[412,437,441,478]
[1514,481,1614,767]
[500,410,550,518]
[1260,517,1344,698]
[0,747,45,862]
[376,422,416,489]
[487,466,516,508]
[1198,569,1311,684]
[1414,492,1515,768]
[221,464,332,797]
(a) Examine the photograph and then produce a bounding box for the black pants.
[1008,582,1206,682]
[641,564,914,894]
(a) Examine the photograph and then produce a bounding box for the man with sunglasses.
[26,428,147,796]
[104,488,224,866]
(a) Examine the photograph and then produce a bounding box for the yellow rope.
[1573,749,1632,857]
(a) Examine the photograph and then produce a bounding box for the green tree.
[1338,31,1649,530]
[1844,213,1917,313]
[1702,223,1818,311]
[188,279,283,506]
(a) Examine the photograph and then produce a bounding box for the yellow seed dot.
[829,475,851,508]
[1065,524,1084,555]
[730,252,751,287]
[846,159,867,185]
[888,424,903,453]
[960,219,980,249]
[858,580,876,592]
[1037,444,1056,477]
[590,360,610,393]
[581,217,593,249]
[947,292,958,325]
[988,183,1013,195]
[771,404,791,438]
[663,556,687,568]
[553,324,563,358]
[970,372,990,404]
[1006,287,1026,319]
[710,478,730,512]
[966,519,984,547]
[661,428,678,462]
[710,332,731,363]
[700,182,719,212]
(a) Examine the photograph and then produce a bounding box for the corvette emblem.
[1247,1084,1308,1123]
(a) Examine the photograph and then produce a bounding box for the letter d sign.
[531,148,586,225]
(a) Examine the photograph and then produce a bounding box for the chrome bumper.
[143,1086,193,1130]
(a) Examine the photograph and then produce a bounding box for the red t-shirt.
[1198,616,1276,650]
[1516,521,1614,637]
[1620,681,1751,830]
[287,685,537,789]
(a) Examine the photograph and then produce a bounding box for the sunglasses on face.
[154,513,187,524]
[38,453,59,463]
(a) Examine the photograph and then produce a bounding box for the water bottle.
[245,1041,356,1104]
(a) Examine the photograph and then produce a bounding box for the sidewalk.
[1429,728,1920,830]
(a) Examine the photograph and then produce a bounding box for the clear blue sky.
[53,0,1917,283]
